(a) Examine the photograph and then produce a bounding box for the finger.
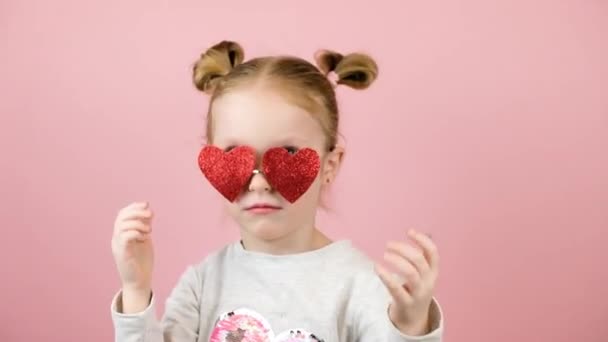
[123,201,149,212]
[117,201,149,217]
[386,241,430,275]
[408,229,439,271]
[375,263,412,306]
[120,219,152,234]
[383,251,421,292]
[120,230,148,244]
[121,204,153,219]
[117,207,154,224]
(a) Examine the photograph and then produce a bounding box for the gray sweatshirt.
[110,240,444,342]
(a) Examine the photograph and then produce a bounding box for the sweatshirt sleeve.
[110,266,202,342]
[384,298,444,342]
[349,273,445,342]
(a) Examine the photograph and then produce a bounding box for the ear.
[321,146,345,185]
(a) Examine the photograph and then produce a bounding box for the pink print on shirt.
[209,308,324,342]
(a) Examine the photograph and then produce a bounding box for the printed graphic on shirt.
[209,308,324,342]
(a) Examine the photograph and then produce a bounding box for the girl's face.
[210,85,342,242]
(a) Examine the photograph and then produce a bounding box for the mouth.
[244,203,282,214]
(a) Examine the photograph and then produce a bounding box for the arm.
[110,266,202,342]
[349,275,444,342]
[385,298,444,342]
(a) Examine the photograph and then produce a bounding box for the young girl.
[110,41,444,342]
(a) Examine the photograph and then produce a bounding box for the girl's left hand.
[375,229,440,336]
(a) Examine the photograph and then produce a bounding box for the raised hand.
[111,201,154,313]
[375,229,439,336]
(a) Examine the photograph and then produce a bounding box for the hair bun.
[192,41,244,94]
[314,49,378,90]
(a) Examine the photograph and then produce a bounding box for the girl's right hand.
[111,201,154,293]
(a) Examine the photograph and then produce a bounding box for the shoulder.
[324,242,392,321]
[188,241,237,273]
[325,241,386,292]
[332,241,377,273]
[174,241,239,287]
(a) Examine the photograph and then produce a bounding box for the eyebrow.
[273,136,310,146]
[220,136,311,148]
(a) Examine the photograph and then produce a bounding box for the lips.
[244,202,282,215]
[245,203,282,210]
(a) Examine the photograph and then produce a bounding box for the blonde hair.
[191,40,378,150]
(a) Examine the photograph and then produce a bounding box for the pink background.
[1,0,607,341]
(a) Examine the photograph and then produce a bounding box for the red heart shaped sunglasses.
[198,145,321,203]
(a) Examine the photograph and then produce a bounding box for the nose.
[247,169,271,193]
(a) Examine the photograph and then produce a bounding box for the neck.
[239,225,332,255]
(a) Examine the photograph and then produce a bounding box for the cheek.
[225,203,241,219]
[292,176,324,209]
[315,164,329,190]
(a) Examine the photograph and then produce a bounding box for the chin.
[241,219,292,241]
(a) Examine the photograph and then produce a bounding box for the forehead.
[210,87,325,149]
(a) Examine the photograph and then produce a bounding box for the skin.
[111,82,440,336]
